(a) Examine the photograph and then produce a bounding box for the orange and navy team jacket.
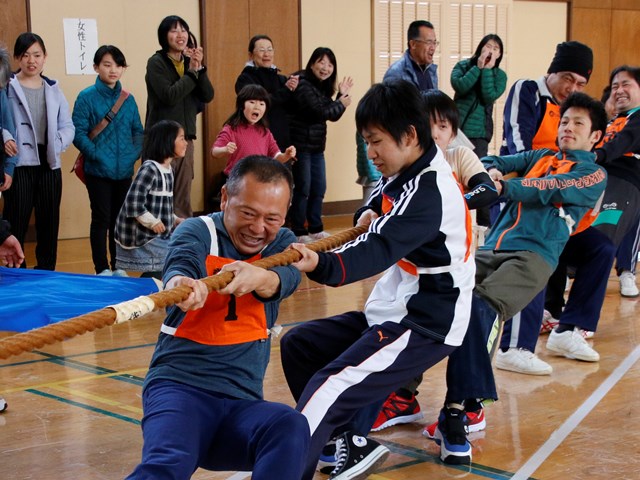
[481,148,607,269]
[144,213,301,401]
[501,76,560,155]
[308,144,475,347]
[595,106,640,189]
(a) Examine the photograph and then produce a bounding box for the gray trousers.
[474,249,553,320]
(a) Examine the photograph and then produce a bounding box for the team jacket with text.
[308,144,475,347]
[481,149,607,269]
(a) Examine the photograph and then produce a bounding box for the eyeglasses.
[255,48,274,54]
[413,39,439,48]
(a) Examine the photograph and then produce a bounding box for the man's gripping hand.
[219,261,281,299]
[165,276,209,311]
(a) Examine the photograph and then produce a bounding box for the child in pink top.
[212,84,296,175]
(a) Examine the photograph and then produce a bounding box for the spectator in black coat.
[289,47,353,242]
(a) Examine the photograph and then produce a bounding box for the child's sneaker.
[296,235,313,244]
[112,269,129,277]
[371,391,424,431]
[309,231,331,241]
[423,408,485,439]
[0,396,7,412]
[329,432,389,479]
[432,407,472,465]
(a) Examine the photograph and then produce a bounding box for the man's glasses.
[413,39,439,48]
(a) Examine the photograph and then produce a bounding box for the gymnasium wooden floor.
[1,216,638,480]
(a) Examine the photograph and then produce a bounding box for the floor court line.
[511,344,640,480]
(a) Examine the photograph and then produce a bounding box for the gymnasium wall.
[1,0,638,239]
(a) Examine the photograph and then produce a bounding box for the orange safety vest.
[172,253,269,346]
[532,101,560,151]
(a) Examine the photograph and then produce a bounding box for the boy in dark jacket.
[281,79,475,480]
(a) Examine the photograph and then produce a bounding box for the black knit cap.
[547,41,593,81]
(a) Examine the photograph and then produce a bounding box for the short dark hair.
[609,65,640,88]
[469,34,504,69]
[407,20,434,47]
[304,47,338,96]
[157,15,190,52]
[143,120,183,162]
[226,155,293,202]
[93,45,128,67]
[248,34,273,53]
[225,84,271,130]
[560,92,608,135]
[356,80,433,152]
[14,32,46,59]
[424,90,460,135]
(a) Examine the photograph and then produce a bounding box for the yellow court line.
[48,384,143,414]
[0,367,149,394]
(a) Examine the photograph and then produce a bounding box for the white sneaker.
[619,271,639,297]
[540,309,559,335]
[296,235,313,244]
[309,231,331,240]
[579,328,595,339]
[547,328,600,362]
[97,269,112,276]
[0,396,7,412]
[495,348,552,375]
[112,269,129,277]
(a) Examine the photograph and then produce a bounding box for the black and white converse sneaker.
[329,432,390,480]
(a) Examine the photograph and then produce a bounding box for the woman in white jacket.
[4,32,74,270]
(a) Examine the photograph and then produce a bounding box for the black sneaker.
[433,407,472,465]
[330,432,390,479]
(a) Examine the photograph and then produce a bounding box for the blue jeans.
[126,380,309,480]
[290,151,326,236]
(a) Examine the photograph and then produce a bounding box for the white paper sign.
[63,18,99,75]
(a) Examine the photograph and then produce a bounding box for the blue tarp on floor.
[0,267,161,332]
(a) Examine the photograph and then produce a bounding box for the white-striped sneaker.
[547,327,599,362]
[495,348,552,375]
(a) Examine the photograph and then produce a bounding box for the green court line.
[26,388,141,425]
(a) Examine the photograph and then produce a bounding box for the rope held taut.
[0,226,367,360]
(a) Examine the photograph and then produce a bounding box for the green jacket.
[144,51,214,138]
[451,59,506,139]
[481,149,607,269]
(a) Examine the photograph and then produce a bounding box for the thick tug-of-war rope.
[0,226,367,360]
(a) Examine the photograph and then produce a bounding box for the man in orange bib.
[126,156,309,480]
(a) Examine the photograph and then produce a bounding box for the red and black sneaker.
[371,391,423,432]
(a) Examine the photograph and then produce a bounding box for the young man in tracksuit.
[126,156,309,480]
[429,92,608,464]
[280,80,475,479]
[495,41,596,375]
